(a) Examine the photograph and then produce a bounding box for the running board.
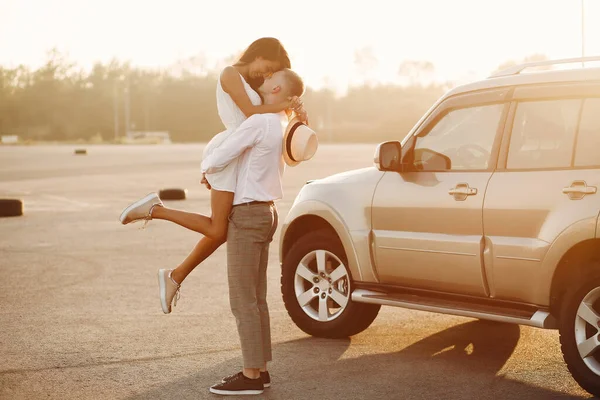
[351,289,557,329]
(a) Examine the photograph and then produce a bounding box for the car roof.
[402,57,600,145]
[447,66,600,98]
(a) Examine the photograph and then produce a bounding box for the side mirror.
[374,141,402,172]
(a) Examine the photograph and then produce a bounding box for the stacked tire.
[0,199,23,217]
[158,188,187,201]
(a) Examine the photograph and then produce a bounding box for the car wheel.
[281,229,380,338]
[559,262,600,397]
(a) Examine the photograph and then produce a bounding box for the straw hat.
[282,117,318,167]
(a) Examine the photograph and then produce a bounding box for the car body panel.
[280,167,385,283]
[367,88,511,296]
[280,199,368,282]
[481,83,600,305]
[371,170,493,296]
[483,169,600,304]
[540,218,598,303]
[447,68,600,98]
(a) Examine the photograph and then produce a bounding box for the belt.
[233,200,274,208]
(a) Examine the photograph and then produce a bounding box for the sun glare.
[1,0,597,93]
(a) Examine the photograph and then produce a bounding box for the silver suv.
[279,56,600,396]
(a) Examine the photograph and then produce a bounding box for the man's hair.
[282,68,305,98]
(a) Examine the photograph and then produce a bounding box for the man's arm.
[201,114,266,174]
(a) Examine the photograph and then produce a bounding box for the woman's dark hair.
[235,37,291,90]
[235,37,291,69]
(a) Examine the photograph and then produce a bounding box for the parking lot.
[0,144,591,399]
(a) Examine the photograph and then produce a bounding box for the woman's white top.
[202,71,262,192]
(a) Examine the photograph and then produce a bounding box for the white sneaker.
[158,269,181,314]
[119,193,163,225]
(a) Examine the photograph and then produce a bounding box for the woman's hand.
[200,173,211,190]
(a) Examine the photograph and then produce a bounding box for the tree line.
[0,50,534,143]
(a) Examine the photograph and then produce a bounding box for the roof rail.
[489,55,600,78]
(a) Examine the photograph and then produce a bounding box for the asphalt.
[0,144,593,399]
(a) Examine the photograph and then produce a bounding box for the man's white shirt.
[201,113,286,206]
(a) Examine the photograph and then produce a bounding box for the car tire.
[559,260,600,397]
[281,230,380,339]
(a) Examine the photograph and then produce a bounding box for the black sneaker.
[210,372,264,396]
[222,371,271,388]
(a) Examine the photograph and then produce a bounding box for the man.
[202,69,305,396]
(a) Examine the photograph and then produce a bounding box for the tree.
[494,54,549,74]
[353,46,378,86]
[0,52,449,144]
[398,60,435,86]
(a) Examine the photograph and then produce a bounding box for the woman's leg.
[151,189,234,240]
[170,235,224,284]
[161,189,234,284]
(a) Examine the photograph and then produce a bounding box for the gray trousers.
[226,202,278,368]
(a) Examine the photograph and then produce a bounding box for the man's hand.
[289,96,303,111]
[296,108,308,123]
[200,173,211,190]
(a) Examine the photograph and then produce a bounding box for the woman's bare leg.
[151,190,234,240]
[157,189,234,284]
[170,235,224,284]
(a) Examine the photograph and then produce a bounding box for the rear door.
[483,83,600,304]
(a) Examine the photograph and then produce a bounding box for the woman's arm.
[221,66,290,117]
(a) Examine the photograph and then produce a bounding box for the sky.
[1,0,599,94]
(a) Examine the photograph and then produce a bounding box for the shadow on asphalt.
[128,320,592,400]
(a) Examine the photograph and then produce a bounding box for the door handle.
[563,181,597,200]
[562,187,597,194]
[448,187,478,196]
[448,183,477,201]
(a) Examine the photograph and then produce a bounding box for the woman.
[119,37,307,314]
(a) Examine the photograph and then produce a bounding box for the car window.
[507,99,581,170]
[574,98,600,168]
[413,104,504,171]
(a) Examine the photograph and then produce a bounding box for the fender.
[536,217,598,305]
[280,199,379,283]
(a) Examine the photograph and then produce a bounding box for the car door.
[483,84,600,305]
[371,89,511,296]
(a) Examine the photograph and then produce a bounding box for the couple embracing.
[119,37,317,395]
